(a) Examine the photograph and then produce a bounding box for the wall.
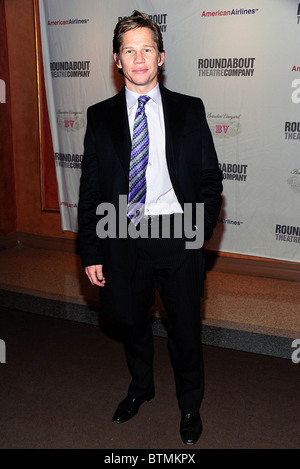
[0,0,16,234]
[1,0,75,241]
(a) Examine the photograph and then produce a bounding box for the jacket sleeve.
[198,101,223,242]
[78,107,103,268]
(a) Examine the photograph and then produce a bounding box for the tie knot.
[138,95,150,108]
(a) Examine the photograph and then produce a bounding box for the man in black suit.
[78,11,223,445]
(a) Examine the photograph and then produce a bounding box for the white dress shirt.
[125,84,182,215]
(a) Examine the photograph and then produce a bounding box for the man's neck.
[124,79,159,95]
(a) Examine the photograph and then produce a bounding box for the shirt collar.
[125,83,161,111]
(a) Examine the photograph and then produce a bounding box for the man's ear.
[158,51,165,67]
[113,53,122,69]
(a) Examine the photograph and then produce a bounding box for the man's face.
[114,27,165,94]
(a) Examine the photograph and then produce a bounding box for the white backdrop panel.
[39,0,300,262]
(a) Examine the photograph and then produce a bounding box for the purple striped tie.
[127,95,150,225]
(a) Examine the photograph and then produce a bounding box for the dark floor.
[0,306,299,450]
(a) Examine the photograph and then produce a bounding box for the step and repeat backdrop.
[38,0,300,262]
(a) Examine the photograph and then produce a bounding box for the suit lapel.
[107,87,131,182]
[160,84,186,205]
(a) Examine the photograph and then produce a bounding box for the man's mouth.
[133,68,148,74]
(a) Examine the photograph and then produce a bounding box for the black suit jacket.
[78,84,223,324]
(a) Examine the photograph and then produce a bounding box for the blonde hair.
[113,10,164,55]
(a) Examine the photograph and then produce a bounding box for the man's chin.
[125,77,158,93]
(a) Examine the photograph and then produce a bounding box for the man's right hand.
[84,265,106,287]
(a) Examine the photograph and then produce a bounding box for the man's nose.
[134,51,145,62]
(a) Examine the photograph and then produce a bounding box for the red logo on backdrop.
[216,125,229,134]
[206,112,242,138]
[56,110,85,132]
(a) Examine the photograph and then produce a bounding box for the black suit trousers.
[125,217,204,413]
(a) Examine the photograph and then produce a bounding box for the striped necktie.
[127,95,150,225]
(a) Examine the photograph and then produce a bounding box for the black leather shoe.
[112,392,155,424]
[180,412,203,445]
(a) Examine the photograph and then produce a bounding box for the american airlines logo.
[48,18,90,26]
[201,8,259,18]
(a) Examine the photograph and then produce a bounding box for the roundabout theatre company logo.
[198,57,255,77]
